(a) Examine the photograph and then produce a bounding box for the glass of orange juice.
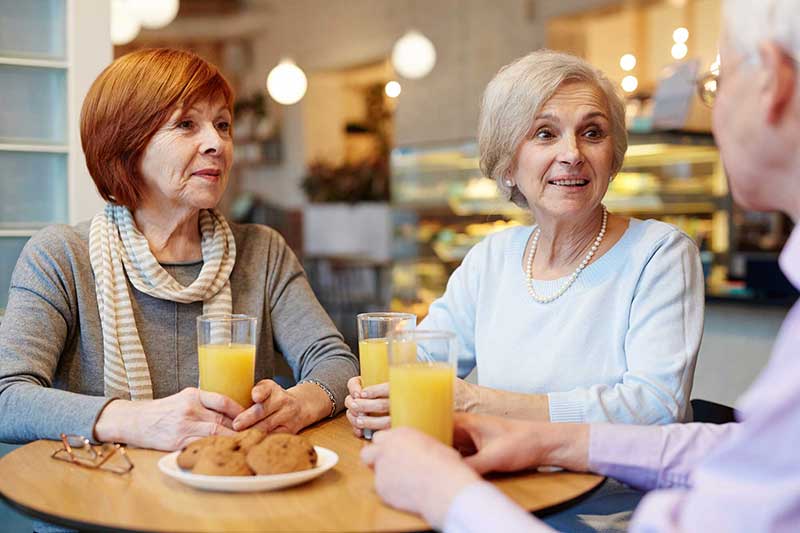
[197,314,257,408]
[356,312,416,439]
[388,330,457,446]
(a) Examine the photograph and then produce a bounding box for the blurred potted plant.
[301,82,394,262]
[301,156,389,203]
[301,153,392,262]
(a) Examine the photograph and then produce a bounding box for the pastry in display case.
[389,131,793,317]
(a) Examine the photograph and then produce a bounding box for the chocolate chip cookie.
[176,435,238,470]
[246,433,318,475]
[192,447,253,476]
[233,428,266,453]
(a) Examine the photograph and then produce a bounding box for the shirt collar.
[779,224,800,290]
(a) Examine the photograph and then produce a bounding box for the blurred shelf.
[0,143,68,153]
[389,132,793,312]
[0,57,68,69]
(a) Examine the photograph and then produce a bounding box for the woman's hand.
[344,376,390,437]
[94,387,244,451]
[454,377,480,412]
[361,427,481,529]
[232,379,331,434]
[345,376,483,437]
[453,412,590,474]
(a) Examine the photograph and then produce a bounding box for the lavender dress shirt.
[445,226,800,533]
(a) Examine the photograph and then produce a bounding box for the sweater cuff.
[547,391,585,422]
[87,396,118,444]
[445,481,550,533]
[300,358,358,417]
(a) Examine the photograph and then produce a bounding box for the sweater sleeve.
[419,239,485,378]
[548,230,704,424]
[264,231,359,415]
[0,228,113,443]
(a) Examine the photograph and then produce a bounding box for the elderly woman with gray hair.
[347,50,704,432]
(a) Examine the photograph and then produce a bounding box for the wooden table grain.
[0,416,604,532]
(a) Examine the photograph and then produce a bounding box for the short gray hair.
[723,0,800,59]
[478,50,627,208]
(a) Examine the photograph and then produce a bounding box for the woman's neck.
[531,206,605,276]
[133,203,203,263]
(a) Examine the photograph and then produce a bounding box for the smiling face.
[510,80,614,220]
[138,96,233,212]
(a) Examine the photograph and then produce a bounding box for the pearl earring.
[504,179,514,187]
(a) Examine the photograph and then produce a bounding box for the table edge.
[533,475,607,518]
[0,488,143,533]
[0,474,608,533]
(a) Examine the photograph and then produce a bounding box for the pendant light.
[391,30,437,79]
[266,59,308,105]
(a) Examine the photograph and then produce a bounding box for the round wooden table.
[0,416,604,532]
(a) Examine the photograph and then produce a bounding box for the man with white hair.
[360,0,800,531]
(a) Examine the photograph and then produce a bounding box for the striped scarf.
[89,204,236,400]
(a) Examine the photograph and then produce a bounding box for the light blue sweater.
[420,218,704,424]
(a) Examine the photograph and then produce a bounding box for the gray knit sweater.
[0,221,359,443]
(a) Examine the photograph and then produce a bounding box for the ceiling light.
[266,59,308,105]
[391,31,437,79]
[385,81,402,98]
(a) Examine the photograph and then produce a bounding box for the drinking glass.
[197,314,257,408]
[356,312,416,439]
[388,329,457,446]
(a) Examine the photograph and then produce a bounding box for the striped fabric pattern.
[89,204,236,400]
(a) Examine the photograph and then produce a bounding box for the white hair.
[723,0,800,59]
[478,50,627,209]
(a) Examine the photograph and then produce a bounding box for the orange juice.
[198,343,256,408]
[389,362,454,445]
[359,338,417,387]
[358,338,390,387]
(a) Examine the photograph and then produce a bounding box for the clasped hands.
[94,379,315,451]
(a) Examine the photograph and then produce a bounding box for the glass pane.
[0,151,67,227]
[0,237,29,310]
[0,0,66,60]
[0,65,67,144]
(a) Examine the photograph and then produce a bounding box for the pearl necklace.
[525,205,608,303]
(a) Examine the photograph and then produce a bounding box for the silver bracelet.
[297,379,336,417]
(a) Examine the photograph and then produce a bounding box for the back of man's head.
[724,0,799,59]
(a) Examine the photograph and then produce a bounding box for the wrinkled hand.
[232,379,309,434]
[361,427,481,529]
[94,387,243,451]
[454,377,480,412]
[345,376,390,437]
[453,412,589,474]
[345,376,483,437]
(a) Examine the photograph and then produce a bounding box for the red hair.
[80,48,234,210]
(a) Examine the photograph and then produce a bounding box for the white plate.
[157,446,338,492]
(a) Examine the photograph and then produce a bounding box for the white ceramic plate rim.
[157,445,338,492]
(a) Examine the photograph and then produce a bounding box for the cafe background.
[0,1,795,526]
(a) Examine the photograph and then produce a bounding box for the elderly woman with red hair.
[0,48,358,451]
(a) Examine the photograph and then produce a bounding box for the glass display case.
[389,132,795,317]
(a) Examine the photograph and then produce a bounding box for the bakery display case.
[389,133,795,317]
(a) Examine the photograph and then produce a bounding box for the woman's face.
[510,81,614,220]
[139,96,233,212]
